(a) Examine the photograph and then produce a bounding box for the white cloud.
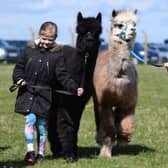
[56,0,76,5]
[17,0,52,11]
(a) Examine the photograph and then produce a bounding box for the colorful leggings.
[25,113,47,154]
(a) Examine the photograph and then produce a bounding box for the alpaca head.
[76,12,102,53]
[110,9,139,45]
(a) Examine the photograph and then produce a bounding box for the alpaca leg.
[117,111,135,146]
[93,94,101,144]
[48,108,62,156]
[98,106,116,157]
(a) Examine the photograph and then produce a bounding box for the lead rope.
[131,50,163,67]
[80,52,89,88]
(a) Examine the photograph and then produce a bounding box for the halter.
[116,23,135,42]
[117,24,128,40]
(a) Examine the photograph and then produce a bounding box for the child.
[12,21,83,165]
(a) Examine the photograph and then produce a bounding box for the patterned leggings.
[25,113,47,154]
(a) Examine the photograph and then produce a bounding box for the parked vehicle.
[0,39,20,64]
[132,42,159,64]
[148,43,168,63]
[99,40,108,52]
[99,41,159,64]
[7,40,29,54]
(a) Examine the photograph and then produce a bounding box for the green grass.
[1,64,168,168]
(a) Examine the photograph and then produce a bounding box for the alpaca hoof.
[99,145,112,158]
[99,152,111,158]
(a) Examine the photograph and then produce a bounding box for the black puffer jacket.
[13,42,79,118]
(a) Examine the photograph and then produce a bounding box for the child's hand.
[77,88,84,96]
[17,79,27,87]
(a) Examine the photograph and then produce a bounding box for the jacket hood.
[27,39,63,53]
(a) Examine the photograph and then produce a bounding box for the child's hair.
[39,21,57,39]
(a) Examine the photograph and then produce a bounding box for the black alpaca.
[76,12,102,110]
[48,12,102,162]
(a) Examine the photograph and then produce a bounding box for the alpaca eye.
[118,24,124,29]
[114,24,123,29]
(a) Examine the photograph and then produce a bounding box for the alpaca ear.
[77,12,83,23]
[134,9,138,14]
[112,9,117,17]
[96,12,102,23]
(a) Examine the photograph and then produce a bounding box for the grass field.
[1,64,168,168]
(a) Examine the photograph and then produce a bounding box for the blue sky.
[0,0,168,45]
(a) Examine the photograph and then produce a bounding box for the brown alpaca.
[93,9,139,158]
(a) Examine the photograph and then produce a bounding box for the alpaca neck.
[77,40,99,72]
[107,37,133,77]
[108,37,131,61]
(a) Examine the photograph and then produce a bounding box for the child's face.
[39,35,55,48]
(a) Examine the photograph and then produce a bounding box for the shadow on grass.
[78,144,155,158]
[112,144,155,156]
[0,145,155,167]
[0,146,11,152]
[0,154,67,168]
[78,146,99,159]
[0,160,28,168]
[0,154,61,168]
[0,146,28,168]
